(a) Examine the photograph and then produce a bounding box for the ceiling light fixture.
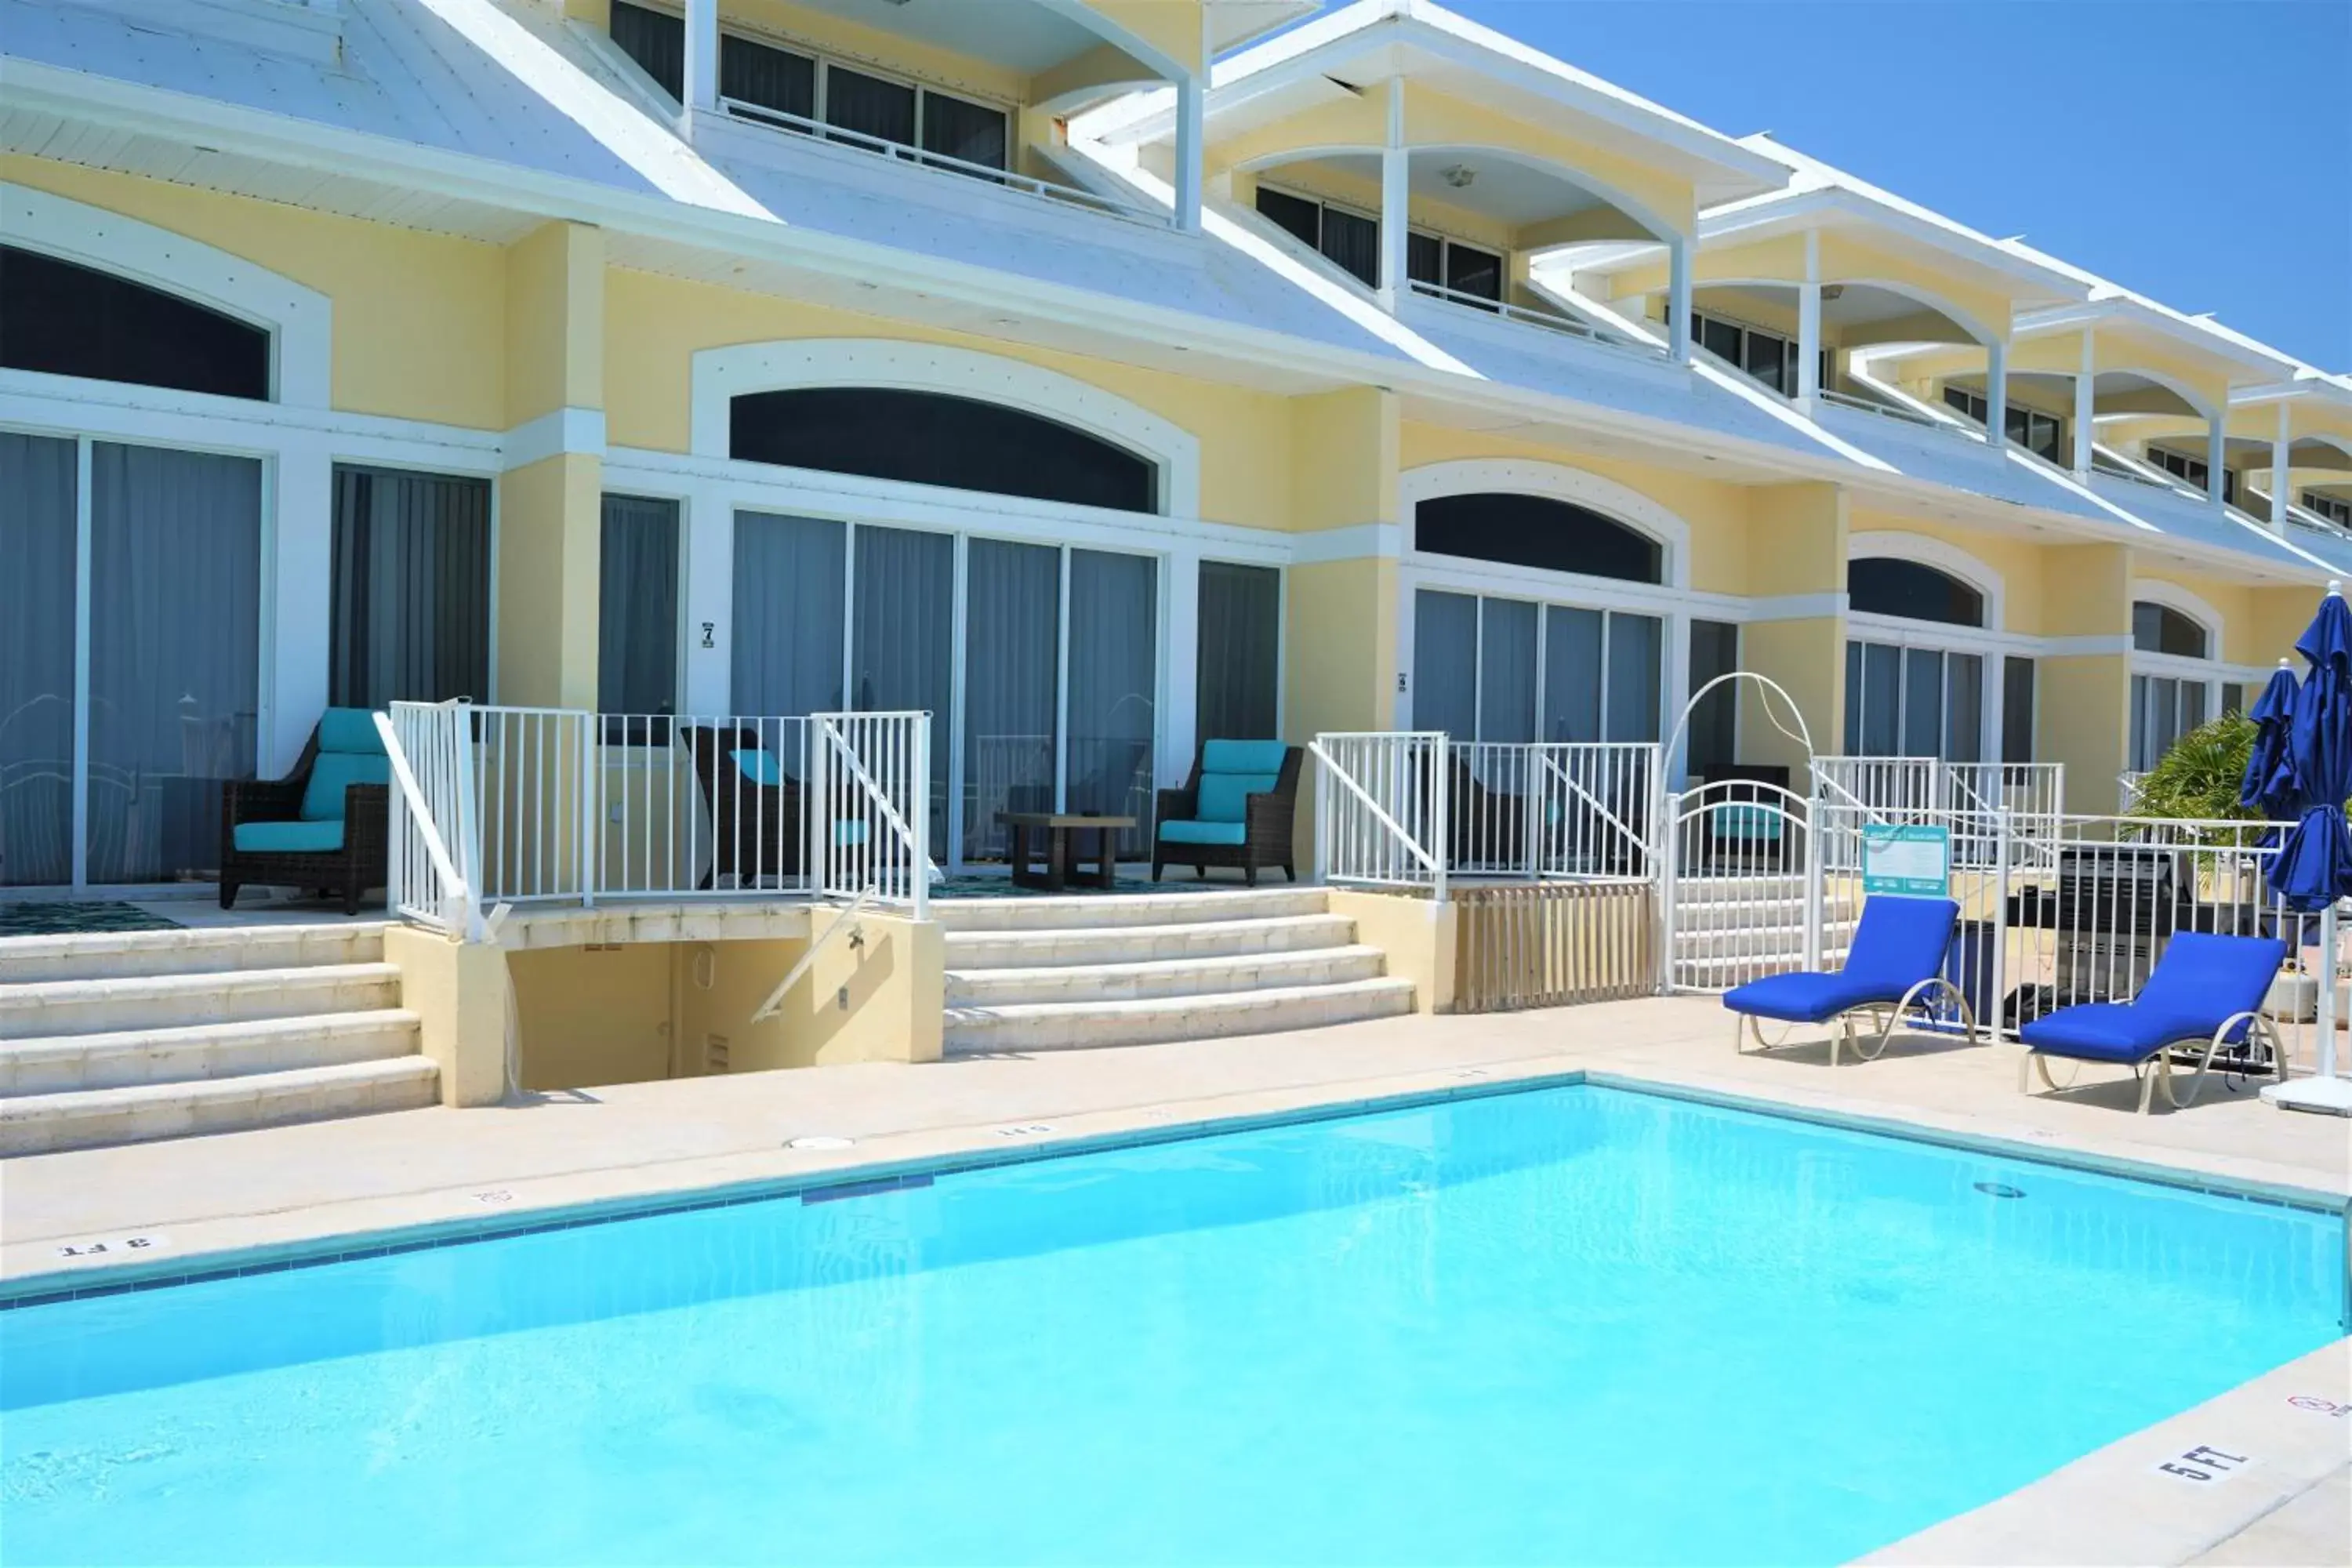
[1440,164,1476,189]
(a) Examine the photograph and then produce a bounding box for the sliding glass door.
[1414,589,1664,744]
[731,515,1163,868]
[1844,640,1984,761]
[0,433,263,889]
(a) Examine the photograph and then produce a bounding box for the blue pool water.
[2,1084,2342,1566]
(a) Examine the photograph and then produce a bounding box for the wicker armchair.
[219,708,390,915]
[684,724,804,890]
[1152,739,1301,885]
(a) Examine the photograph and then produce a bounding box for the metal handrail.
[1309,736,1447,901]
[1537,750,1647,861]
[1407,280,1616,343]
[717,96,1154,223]
[374,708,486,942]
[751,886,872,1022]
[1817,387,1976,437]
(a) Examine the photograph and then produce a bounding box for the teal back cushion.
[317,707,386,757]
[302,751,390,822]
[731,748,783,786]
[1201,739,1288,775]
[1197,772,1279,822]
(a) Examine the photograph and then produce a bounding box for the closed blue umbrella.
[2240,661,2303,825]
[2271,589,2352,913]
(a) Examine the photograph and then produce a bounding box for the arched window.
[2132,601,2209,659]
[728,388,1158,514]
[1,244,271,401]
[1848,557,1984,627]
[1414,492,1664,584]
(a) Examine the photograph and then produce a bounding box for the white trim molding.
[1400,457,1693,590]
[2,180,332,409]
[688,338,1203,519]
[504,406,608,470]
[1847,528,2006,633]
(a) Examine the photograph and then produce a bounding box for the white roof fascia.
[1697,189,2087,304]
[2233,370,2352,410]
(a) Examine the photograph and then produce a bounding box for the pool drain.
[1973,1181,2026,1199]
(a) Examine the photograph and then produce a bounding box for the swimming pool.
[2,1083,2342,1566]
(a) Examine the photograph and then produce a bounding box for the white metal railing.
[604,713,814,900]
[1817,387,1980,439]
[717,97,1154,224]
[1448,741,1661,882]
[1813,758,2063,872]
[1661,779,1819,993]
[1312,732,1449,898]
[811,711,932,919]
[1406,279,1654,352]
[2117,771,2149,814]
[382,701,485,940]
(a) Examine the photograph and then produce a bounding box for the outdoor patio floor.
[5,996,2347,1565]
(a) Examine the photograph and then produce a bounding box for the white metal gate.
[1661,779,1825,994]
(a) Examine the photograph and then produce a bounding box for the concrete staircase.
[942,887,1414,1055]
[0,924,438,1156]
[1668,875,1857,989]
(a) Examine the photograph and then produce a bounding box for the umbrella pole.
[2266,900,2352,1115]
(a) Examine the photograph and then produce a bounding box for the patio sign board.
[1861,823,1951,898]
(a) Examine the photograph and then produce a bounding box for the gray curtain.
[329,465,492,708]
[1902,648,1944,757]
[852,525,954,849]
[0,433,77,887]
[1541,605,1602,743]
[87,442,262,884]
[1067,550,1156,855]
[1686,619,1739,775]
[1946,652,1984,763]
[597,494,679,717]
[1478,598,1537,744]
[1860,642,1901,755]
[731,510,844,717]
[1413,590,1477,741]
[963,539,1059,861]
[1196,561,1279,745]
[1605,612,1662,743]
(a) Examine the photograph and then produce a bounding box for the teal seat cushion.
[731,747,783,786]
[234,818,346,855]
[1196,772,1279,822]
[316,707,387,757]
[301,752,390,821]
[1158,818,1247,847]
[1201,739,1288,775]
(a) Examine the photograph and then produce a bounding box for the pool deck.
[5,994,2347,1565]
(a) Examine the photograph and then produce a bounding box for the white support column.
[2208,412,2229,506]
[1172,71,1205,233]
[1667,236,1693,361]
[2270,401,2291,527]
[1379,78,1408,310]
[2072,333,2096,474]
[1795,230,1821,408]
[1161,545,1201,789]
[1984,338,2009,452]
[684,0,719,115]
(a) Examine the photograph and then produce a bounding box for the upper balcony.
[593,0,1308,228]
[1078,0,1786,360]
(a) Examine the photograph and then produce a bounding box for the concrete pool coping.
[3,997,2347,1563]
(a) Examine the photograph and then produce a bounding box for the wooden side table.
[996,812,1136,891]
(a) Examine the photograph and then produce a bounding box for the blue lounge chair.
[1722,895,1970,1065]
[2018,932,2288,1113]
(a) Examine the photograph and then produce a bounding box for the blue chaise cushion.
[2021,932,2287,1063]
[1159,819,1247,847]
[1722,895,1960,1022]
[234,818,346,855]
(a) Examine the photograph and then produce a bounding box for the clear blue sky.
[1421,0,2351,372]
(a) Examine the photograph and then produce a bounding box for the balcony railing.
[1406,279,1664,358]
[716,97,1157,226]
[1817,387,1985,442]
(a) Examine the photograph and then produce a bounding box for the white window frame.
[1842,630,1994,764]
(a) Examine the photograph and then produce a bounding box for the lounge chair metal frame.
[1735,977,1978,1067]
[2021,1008,2284,1114]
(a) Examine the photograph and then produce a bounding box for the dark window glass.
[2220,681,2245,717]
[1847,557,1984,627]
[1944,384,1983,419]
[599,495,679,719]
[2132,601,2209,659]
[1416,492,1662,585]
[1699,314,1743,365]
[825,64,916,147]
[731,388,1156,514]
[1445,242,1503,303]
[1196,561,1281,744]
[1687,619,1740,775]
[1744,328,1788,393]
[329,466,492,708]
[1406,231,1443,287]
[921,90,1007,172]
[2002,655,2035,764]
[1254,187,1321,249]
[1,245,270,401]
[2304,492,2352,527]
[720,32,815,119]
[610,0,684,100]
[1319,206,1379,289]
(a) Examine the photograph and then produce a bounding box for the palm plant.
[2129,712,2257,825]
